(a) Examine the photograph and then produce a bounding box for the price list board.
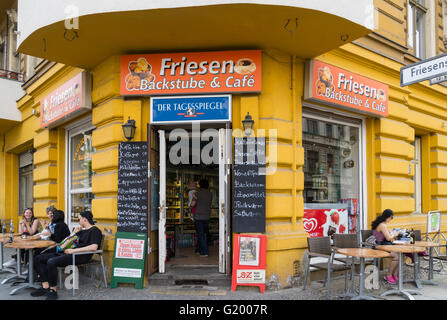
[233,137,266,233]
[111,142,148,289]
[116,142,148,233]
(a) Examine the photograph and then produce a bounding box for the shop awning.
[17,0,374,69]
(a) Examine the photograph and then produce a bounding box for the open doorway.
[152,126,231,276]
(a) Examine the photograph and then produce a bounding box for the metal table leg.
[1,248,26,284]
[9,248,38,295]
[420,247,437,286]
[351,258,379,300]
[381,252,422,300]
[404,253,422,289]
[0,241,16,274]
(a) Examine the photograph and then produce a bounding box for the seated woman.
[19,208,43,263]
[36,210,70,252]
[30,211,102,300]
[372,209,399,285]
[41,206,57,237]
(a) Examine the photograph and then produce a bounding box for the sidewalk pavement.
[0,247,446,300]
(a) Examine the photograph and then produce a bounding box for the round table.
[5,240,55,295]
[376,245,426,300]
[413,241,442,285]
[337,248,390,300]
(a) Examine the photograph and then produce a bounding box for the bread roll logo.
[315,66,334,96]
[125,57,155,91]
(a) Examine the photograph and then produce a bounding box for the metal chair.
[302,236,350,300]
[58,234,108,296]
[360,230,381,271]
[333,233,377,293]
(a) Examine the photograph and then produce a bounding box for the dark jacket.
[194,188,212,221]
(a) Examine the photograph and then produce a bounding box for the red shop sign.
[40,72,92,128]
[120,50,262,95]
[305,60,389,117]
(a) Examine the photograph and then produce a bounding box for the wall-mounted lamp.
[242,112,255,137]
[122,117,136,141]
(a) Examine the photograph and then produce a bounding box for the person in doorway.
[30,211,102,300]
[187,180,198,221]
[192,179,212,257]
[372,209,399,284]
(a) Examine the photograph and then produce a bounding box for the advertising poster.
[238,236,260,266]
[427,211,441,234]
[303,208,349,237]
[115,238,145,260]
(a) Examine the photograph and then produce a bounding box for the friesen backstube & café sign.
[120,50,261,95]
[305,60,389,117]
[40,71,92,128]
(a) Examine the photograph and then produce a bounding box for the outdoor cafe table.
[5,239,55,295]
[0,233,23,278]
[413,241,442,286]
[376,245,426,300]
[336,248,390,300]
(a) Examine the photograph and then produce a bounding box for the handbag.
[364,235,377,248]
[57,233,79,253]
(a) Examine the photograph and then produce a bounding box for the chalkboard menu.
[233,137,266,233]
[117,142,148,233]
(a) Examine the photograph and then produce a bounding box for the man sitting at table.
[30,211,102,300]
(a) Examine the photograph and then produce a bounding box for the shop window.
[303,115,362,234]
[68,125,95,227]
[18,151,34,214]
[408,0,427,59]
[413,136,422,213]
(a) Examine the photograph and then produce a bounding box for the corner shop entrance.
[148,125,231,276]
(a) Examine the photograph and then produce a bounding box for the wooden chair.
[302,236,350,300]
[58,234,108,296]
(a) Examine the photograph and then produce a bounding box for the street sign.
[430,74,447,85]
[400,52,447,86]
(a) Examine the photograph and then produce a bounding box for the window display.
[303,116,361,235]
[69,128,95,225]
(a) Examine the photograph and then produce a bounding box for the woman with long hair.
[19,208,42,236]
[372,209,399,284]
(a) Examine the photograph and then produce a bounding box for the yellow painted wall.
[3,0,447,288]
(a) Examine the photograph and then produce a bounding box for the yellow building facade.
[1,1,447,288]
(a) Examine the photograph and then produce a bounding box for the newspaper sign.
[427,211,441,234]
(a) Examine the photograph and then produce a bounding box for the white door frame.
[157,126,230,273]
[158,130,167,273]
[65,117,95,231]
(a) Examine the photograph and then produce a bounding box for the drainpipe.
[4,12,8,70]
[291,55,297,231]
